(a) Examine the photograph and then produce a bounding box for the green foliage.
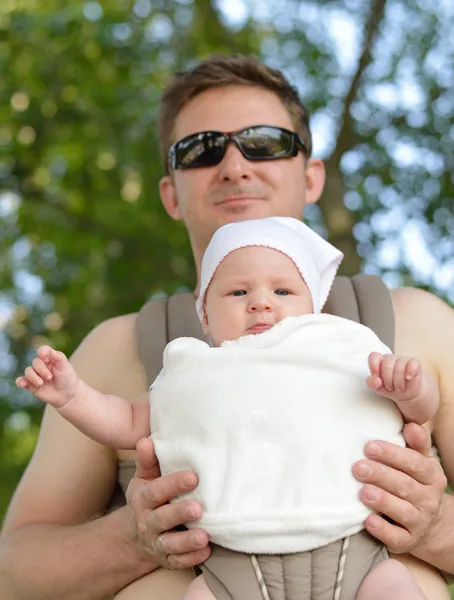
[1,0,453,522]
[0,0,264,516]
[0,412,40,518]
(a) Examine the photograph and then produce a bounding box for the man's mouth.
[213,186,267,206]
[216,195,263,205]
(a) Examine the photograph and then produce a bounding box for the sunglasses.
[168,125,308,172]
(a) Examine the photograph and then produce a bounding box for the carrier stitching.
[251,555,271,600]
[333,536,350,600]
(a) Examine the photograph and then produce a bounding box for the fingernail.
[187,505,199,519]
[357,464,371,478]
[182,473,196,488]
[366,442,382,458]
[367,514,381,529]
[366,487,379,502]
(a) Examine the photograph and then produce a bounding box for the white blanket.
[150,314,404,553]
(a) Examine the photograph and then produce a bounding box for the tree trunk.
[319,0,388,275]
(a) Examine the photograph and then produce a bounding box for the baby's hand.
[366,352,422,402]
[15,345,79,408]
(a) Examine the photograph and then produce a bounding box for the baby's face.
[203,246,313,345]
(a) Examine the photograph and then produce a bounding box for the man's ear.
[159,175,183,220]
[304,158,325,205]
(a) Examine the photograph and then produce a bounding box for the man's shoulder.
[72,312,139,358]
[390,286,451,318]
[83,311,138,341]
[70,312,147,397]
[390,286,453,357]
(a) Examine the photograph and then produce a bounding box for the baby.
[17,217,438,600]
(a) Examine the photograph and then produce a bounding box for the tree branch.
[333,0,388,161]
[318,0,389,275]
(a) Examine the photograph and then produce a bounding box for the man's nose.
[217,142,253,182]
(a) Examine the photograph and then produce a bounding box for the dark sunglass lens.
[239,127,293,159]
[175,133,226,168]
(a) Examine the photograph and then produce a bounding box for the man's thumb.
[135,437,160,479]
[403,422,433,458]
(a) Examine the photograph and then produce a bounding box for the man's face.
[203,246,313,346]
[160,85,325,268]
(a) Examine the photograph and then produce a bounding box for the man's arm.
[353,288,454,574]
[395,288,454,571]
[0,504,157,600]
[0,315,157,600]
[411,288,454,574]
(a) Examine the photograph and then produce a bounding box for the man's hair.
[159,54,312,172]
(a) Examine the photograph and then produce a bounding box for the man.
[0,55,453,600]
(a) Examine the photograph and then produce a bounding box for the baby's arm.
[367,352,439,424]
[16,345,151,448]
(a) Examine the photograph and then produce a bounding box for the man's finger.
[155,527,209,556]
[134,471,199,514]
[359,484,420,532]
[362,512,413,554]
[362,440,437,486]
[166,546,212,570]
[135,438,161,480]
[402,423,432,458]
[148,497,203,532]
[353,458,427,506]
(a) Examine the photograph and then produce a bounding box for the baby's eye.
[231,290,247,296]
[274,289,289,296]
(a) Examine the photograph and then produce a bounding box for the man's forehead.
[173,85,294,141]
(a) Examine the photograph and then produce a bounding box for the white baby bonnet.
[196,217,344,319]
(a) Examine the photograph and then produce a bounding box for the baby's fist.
[16,345,78,407]
[367,352,422,401]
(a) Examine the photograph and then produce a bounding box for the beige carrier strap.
[136,275,394,386]
[136,296,168,389]
[136,292,204,386]
[324,276,394,351]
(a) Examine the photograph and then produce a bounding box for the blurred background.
[0,0,453,551]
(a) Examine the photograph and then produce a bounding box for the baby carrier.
[134,275,394,600]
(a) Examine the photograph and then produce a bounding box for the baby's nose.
[248,296,272,312]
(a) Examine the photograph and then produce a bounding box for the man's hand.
[352,422,448,554]
[126,438,211,569]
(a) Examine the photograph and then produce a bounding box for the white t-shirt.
[150,314,404,553]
